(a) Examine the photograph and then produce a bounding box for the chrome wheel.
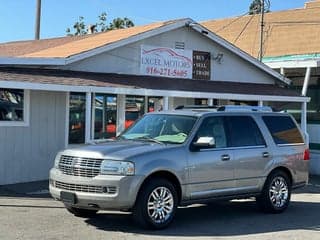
[147,186,174,224]
[269,176,289,208]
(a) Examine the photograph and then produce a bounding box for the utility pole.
[259,0,265,61]
[35,0,41,40]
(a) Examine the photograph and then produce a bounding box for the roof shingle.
[202,1,320,58]
[0,20,179,58]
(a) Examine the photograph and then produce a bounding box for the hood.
[62,140,175,160]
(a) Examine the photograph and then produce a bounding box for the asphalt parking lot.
[0,177,319,240]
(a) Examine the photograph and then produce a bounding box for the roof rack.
[217,105,273,112]
[175,105,273,112]
[175,105,218,110]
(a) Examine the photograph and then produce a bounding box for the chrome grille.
[58,155,102,178]
[54,181,117,194]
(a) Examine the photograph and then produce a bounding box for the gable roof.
[0,35,91,57]
[0,18,290,84]
[0,20,182,59]
[202,0,320,59]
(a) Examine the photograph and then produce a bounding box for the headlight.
[100,160,135,176]
[54,152,62,168]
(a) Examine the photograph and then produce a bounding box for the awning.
[0,67,309,103]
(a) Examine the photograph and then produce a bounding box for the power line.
[215,11,249,33]
[251,15,260,57]
[233,14,255,44]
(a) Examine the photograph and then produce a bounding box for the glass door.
[68,92,86,144]
[94,94,117,139]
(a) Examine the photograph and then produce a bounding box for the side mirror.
[192,137,215,150]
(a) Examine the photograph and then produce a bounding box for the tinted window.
[262,116,304,145]
[227,116,266,147]
[196,117,227,148]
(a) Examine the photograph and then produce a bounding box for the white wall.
[310,151,320,175]
[0,90,66,185]
[308,124,320,144]
[64,27,276,84]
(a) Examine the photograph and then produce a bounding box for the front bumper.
[49,168,144,210]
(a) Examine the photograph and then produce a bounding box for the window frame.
[262,115,304,146]
[192,116,228,150]
[225,115,267,148]
[0,89,30,127]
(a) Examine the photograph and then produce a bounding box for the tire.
[133,178,178,229]
[65,205,98,218]
[256,170,291,213]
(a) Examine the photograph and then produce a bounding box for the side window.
[0,88,24,121]
[262,115,304,145]
[196,117,227,148]
[0,88,29,127]
[226,116,266,147]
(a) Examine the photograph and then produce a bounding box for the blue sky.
[0,0,308,43]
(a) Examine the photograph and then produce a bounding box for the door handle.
[221,154,230,161]
[262,152,269,158]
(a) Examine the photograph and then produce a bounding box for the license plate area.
[60,191,76,204]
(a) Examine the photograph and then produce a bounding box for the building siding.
[0,90,66,185]
[64,27,276,85]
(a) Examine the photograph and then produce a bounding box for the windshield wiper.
[116,135,126,140]
[135,136,165,145]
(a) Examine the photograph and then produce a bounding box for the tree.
[108,17,134,30]
[66,13,134,36]
[249,0,270,15]
[66,16,87,36]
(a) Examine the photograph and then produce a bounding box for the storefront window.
[94,94,117,139]
[0,88,24,121]
[69,93,86,144]
[271,84,320,123]
[148,97,163,112]
[125,96,145,128]
[194,98,208,105]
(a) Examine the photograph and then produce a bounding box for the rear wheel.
[133,178,178,229]
[257,170,291,213]
[65,205,98,218]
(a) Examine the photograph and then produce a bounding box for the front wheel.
[133,178,178,229]
[257,170,291,213]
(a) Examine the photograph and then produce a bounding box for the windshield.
[120,114,197,144]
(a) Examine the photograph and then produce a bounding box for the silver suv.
[49,106,309,229]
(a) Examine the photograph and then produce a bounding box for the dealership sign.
[140,45,193,79]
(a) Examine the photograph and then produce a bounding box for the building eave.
[0,57,66,66]
[0,79,309,103]
[265,59,320,69]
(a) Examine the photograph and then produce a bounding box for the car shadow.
[85,196,320,237]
